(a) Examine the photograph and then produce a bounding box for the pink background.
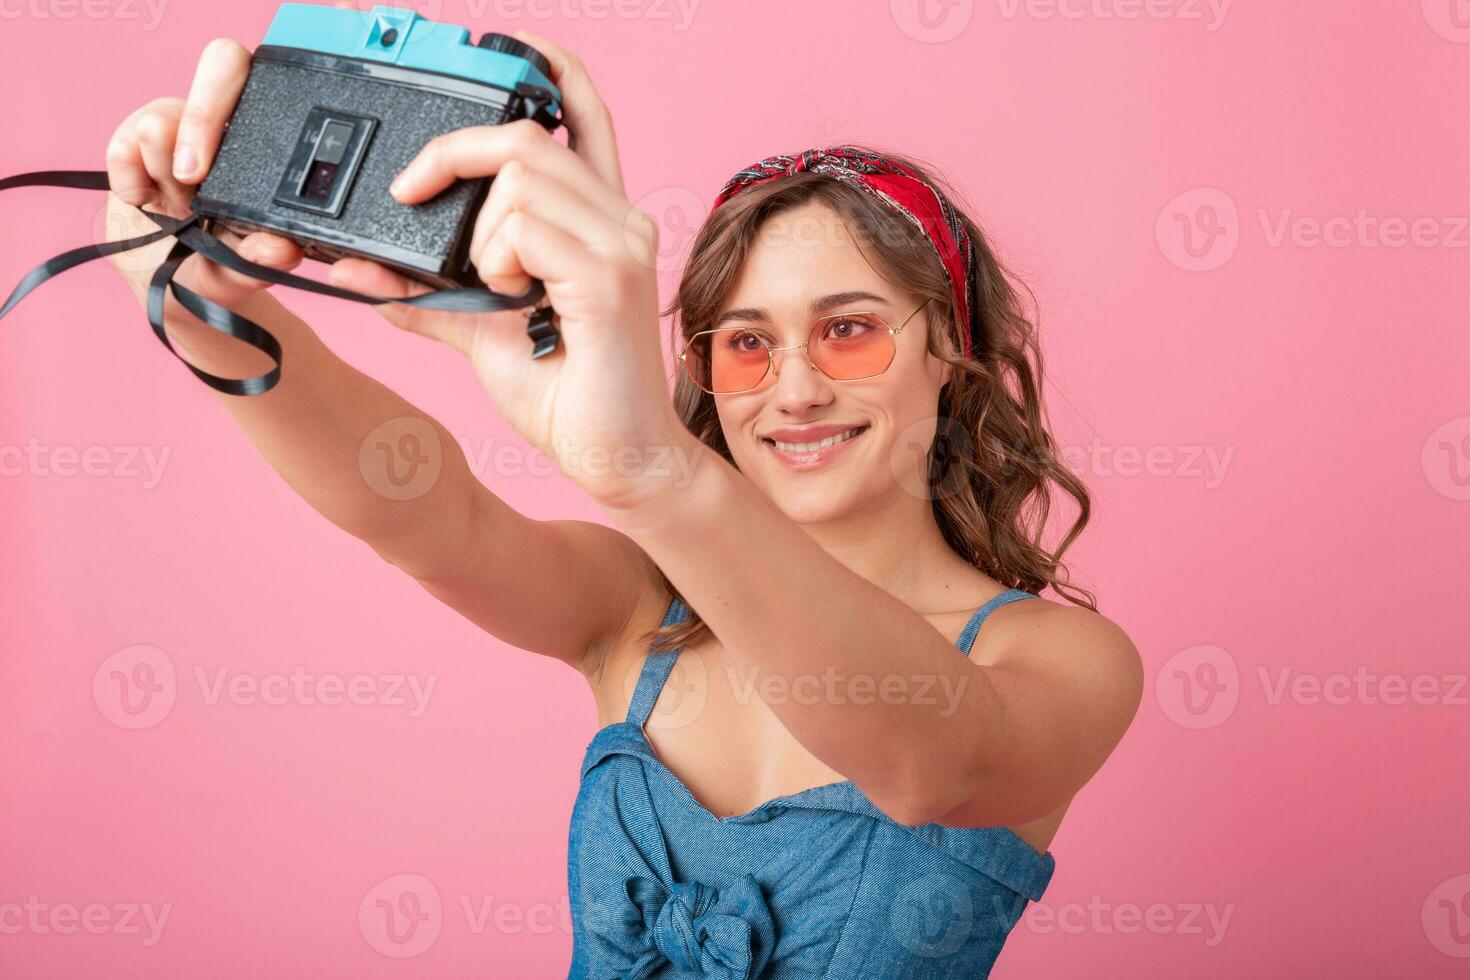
[3,0,1467,976]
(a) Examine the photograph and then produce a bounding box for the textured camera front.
[199,60,509,267]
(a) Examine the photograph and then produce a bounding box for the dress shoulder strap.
[955,588,1037,657]
[624,594,691,727]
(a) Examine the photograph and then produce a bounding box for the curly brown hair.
[642,143,1095,654]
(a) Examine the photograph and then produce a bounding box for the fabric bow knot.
[586,872,776,979]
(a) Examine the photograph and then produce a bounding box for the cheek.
[714,398,756,449]
[875,368,948,458]
[890,359,946,418]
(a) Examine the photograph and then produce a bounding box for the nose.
[767,342,834,412]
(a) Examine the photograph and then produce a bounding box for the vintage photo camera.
[192,2,564,290]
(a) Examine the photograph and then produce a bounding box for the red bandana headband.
[710,146,979,359]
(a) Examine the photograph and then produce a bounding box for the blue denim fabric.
[567,589,1054,978]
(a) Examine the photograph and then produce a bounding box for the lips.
[760,425,870,472]
[762,425,868,453]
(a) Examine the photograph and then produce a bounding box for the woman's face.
[711,201,954,524]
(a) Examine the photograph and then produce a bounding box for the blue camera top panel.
[262,3,559,106]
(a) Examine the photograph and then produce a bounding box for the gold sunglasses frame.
[678,298,931,395]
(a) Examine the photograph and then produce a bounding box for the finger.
[106,98,180,209]
[475,209,602,299]
[215,231,304,292]
[468,160,624,271]
[173,38,251,184]
[512,29,625,195]
[327,255,431,301]
[327,257,477,353]
[389,119,625,219]
[132,105,195,218]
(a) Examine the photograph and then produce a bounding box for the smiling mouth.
[761,425,869,453]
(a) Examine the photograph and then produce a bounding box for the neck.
[797,486,983,612]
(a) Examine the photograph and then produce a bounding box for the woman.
[104,27,1143,979]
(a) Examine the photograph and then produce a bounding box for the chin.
[770,489,855,525]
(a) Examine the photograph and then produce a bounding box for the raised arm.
[101,38,653,672]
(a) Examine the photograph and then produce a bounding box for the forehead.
[722,202,889,306]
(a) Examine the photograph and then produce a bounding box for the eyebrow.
[715,290,893,324]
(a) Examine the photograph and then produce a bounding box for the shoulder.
[977,594,1145,715]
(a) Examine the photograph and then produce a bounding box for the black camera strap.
[0,169,561,396]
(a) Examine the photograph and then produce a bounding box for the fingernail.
[389,172,408,198]
[173,145,198,182]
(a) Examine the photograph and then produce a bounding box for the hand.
[326,29,688,509]
[102,38,304,319]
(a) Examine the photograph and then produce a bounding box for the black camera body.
[190,3,562,290]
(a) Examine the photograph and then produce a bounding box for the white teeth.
[769,427,864,453]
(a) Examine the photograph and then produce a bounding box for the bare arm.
[102,39,652,671]
[600,445,1144,828]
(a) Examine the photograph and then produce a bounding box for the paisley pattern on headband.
[712,146,978,359]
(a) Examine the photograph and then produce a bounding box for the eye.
[821,315,881,341]
[719,329,769,354]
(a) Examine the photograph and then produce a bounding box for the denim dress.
[567,589,1054,979]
